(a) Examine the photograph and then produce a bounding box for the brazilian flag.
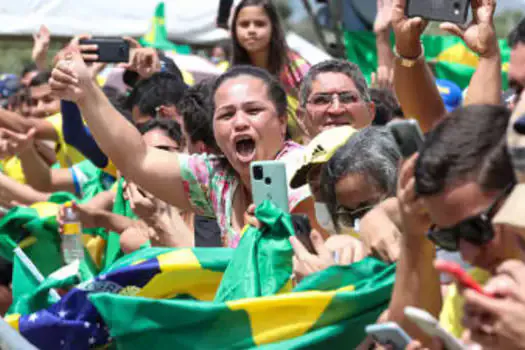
[344,31,510,89]
[5,202,396,349]
[139,2,191,55]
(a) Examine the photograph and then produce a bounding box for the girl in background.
[230,0,311,142]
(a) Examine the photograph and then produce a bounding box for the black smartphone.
[78,38,130,63]
[291,214,315,254]
[387,119,425,158]
[406,0,470,24]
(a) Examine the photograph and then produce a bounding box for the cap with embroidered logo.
[290,126,357,189]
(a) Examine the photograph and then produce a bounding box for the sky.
[288,0,525,23]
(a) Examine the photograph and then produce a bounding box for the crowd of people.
[0,0,524,348]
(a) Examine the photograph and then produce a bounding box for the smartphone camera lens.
[253,166,263,180]
[453,1,461,15]
[265,177,272,185]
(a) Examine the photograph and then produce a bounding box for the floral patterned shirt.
[178,141,311,248]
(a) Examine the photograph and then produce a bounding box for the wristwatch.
[393,44,425,68]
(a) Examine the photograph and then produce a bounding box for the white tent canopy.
[0,0,233,44]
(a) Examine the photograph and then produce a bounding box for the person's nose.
[232,111,250,131]
[458,239,482,265]
[326,95,344,115]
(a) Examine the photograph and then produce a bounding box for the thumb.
[408,17,427,32]
[463,289,502,316]
[440,22,465,39]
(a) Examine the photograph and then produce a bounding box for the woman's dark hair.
[137,118,185,148]
[231,0,288,76]
[212,65,287,118]
[177,79,218,152]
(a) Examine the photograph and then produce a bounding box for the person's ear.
[367,101,376,125]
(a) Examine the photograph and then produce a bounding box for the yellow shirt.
[439,268,491,338]
[46,113,86,168]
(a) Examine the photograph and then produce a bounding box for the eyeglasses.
[334,203,376,228]
[427,184,514,252]
[307,92,361,106]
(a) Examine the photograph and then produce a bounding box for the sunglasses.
[427,184,514,251]
[334,203,376,228]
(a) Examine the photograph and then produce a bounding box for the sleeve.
[61,100,109,168]
[177,153,217,218]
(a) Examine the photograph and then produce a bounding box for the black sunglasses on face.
[426,184,514,252]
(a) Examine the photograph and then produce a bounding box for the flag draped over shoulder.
[344,31,510,90]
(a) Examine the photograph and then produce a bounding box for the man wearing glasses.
[389,104,523,343]
[297,59,375,141]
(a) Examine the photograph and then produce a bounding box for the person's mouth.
[322,118,351,129]
[234,135,256,163]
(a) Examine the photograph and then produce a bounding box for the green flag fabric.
[344,31,510,90]
[90,257,395,350]
[214,200,294,302]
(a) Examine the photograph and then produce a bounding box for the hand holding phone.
[291,214,315,254]
[250,161,289,213]
[78,37,130,63]
[365,322,412,350]
[404,306,466,350]
[434,260,494,297]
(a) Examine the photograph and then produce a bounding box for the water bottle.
[61,202,84,264]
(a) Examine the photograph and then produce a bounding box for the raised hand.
[374,0,394,33]
[121,48,161,80]
[49,45,92,103]
[440,0,498,57]
[371,66,395,91]
[392,0,428,58]
[32,25,51,69]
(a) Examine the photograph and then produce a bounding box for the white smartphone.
[250,161,289,213]
[404,306,466,350]
[365,322,412,350]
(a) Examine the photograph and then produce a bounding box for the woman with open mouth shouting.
[50,48,316,248]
